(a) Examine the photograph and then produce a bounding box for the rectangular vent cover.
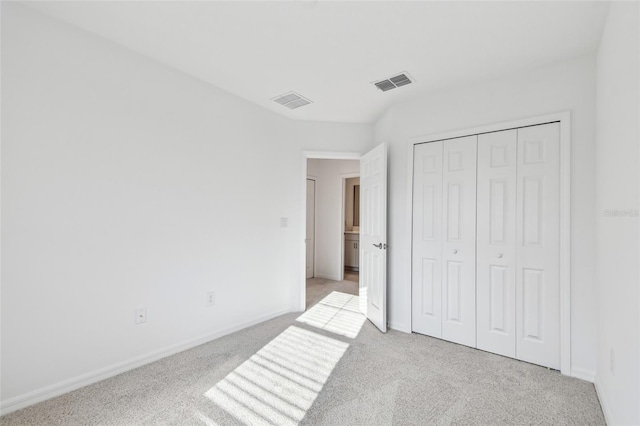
[272,91,312,109]
[373,72,414,92]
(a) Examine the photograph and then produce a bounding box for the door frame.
[299,151,362,311]
[407,111,571,376]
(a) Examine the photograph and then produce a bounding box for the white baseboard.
[0,307,292,416]
[594,376,614,426]
[389,321,411,334]
[571,366,596,382]
[315,273,341,282]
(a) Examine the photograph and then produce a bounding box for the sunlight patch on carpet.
[193,410,221,425]
[204,326,348,425]
[296,291,366,339]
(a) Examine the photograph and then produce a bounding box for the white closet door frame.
[406,111,571,376]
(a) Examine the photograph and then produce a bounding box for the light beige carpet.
[1,278,604,425]
[343,269,359,283]
[306,277,357,308]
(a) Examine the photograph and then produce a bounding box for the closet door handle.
[497,253,503,258]
[452,249,458,254]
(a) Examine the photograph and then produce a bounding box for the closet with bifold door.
[412,122,561,370]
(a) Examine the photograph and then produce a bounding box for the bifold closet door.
[412,122,561,369]
[412,141,443,338]
[476,130,517,358]
[412,136,477,346]
[516,123,561,370]
[441,136,477,347]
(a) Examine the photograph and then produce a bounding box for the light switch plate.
[206,291,215,307]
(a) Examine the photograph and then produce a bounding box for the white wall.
[374,54,598,378]
[0,3,373,412]
[594,2,639,424]
[307,159,359,281]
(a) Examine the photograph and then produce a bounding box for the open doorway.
[303,154,360,310]
[301,144,388,333]
[343,176,360,283]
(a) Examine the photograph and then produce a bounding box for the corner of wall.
[594,376,615,426]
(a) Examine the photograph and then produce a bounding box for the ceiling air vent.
[272,91,313,109]
[373,72,414,92]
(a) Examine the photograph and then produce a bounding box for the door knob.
[497,253,503,258]
[453,249,458,254]
[373,243,383,249]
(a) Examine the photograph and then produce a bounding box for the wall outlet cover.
[135,307,147,324]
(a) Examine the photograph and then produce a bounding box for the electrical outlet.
[135,307,147,324]
[280,217,288,228]
[610,348,615,374]
[206,291,215,307]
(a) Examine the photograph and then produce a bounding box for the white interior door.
[306,179,315,279]
[477,129,517,358]
[516,123,561,369]
[441,136,477,347]
[360,143,387,333]
[412,141,443,337]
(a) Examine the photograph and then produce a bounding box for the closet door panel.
[411,141,443,337]
[441,135,477,347]
[516,123,561,369]
[477,130,517,358]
